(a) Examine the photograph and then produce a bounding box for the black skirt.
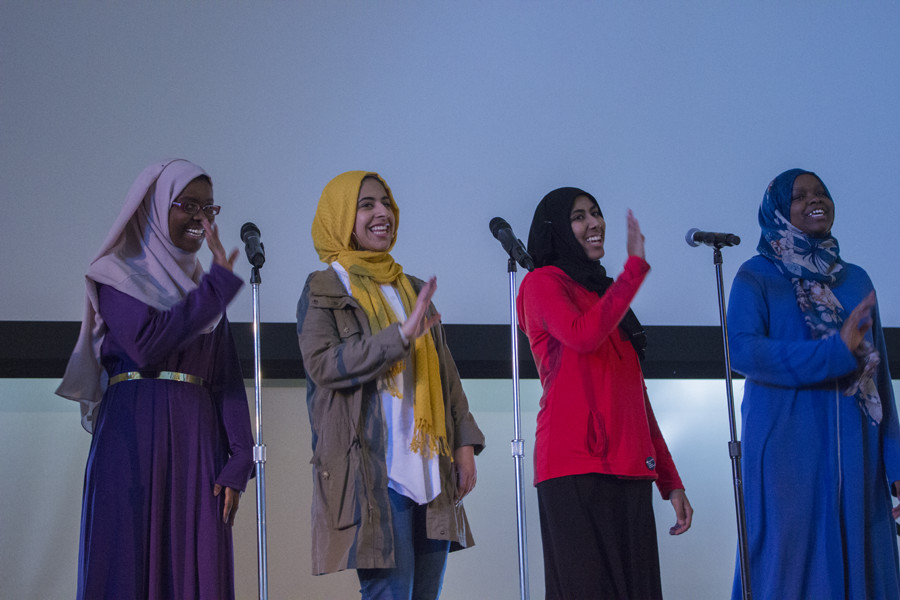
[536,473,662,600]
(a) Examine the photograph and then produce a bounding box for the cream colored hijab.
[56,159,214,432]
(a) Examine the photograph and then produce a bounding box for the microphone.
[490,217,535,271]
[240,222,266,267]
[685,228,741,248]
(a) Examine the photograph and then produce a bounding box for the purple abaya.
[77,264,254,600]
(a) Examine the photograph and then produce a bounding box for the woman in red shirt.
[516,187,692,600]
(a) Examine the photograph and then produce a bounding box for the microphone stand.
[706,244,752,600]
[505,257,530,600]
[248,265,269,600]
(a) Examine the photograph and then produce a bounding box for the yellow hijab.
[311,171,449,458]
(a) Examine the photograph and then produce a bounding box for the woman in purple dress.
[57,159,255,599]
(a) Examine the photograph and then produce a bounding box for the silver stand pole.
[506,257,530,600]
[249,266,269,600]
[710,246,752,600]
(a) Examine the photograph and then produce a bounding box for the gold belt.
[108,371,205,387]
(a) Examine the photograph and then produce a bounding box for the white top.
[331,262,440,504]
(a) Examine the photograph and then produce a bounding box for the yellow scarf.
[311,171,450,458]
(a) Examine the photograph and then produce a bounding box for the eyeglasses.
[171,201,221,217]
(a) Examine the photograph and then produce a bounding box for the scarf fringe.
[843,344,883,424]
[383,361,404,398]
[409,419,452,459]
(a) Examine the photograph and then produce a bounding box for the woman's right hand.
[840,291,875,353]
[401,277,441,341]
[626,209,645,259]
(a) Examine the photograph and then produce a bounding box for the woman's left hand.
[840,291,876,353]
[626,210,646,260]
[213,483,242,526]
[668,489,693,535]
[892,481,900,520]
[201,217,239,272]
[454,445,477,504]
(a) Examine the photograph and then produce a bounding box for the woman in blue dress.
[729,168,900,599]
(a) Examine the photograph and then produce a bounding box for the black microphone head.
[729,234,741,246]
[685,228,701,247]
[489,217,510,238]
[240,222,260,242]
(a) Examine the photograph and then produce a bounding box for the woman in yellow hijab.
[297,171,485,599]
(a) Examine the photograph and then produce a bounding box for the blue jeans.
[357,488,450,600]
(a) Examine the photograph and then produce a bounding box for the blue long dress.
[729,255,900,600]
[78,264,254,600]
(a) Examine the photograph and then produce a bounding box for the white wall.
[8,378,899,599]
[0,378,731,599]
[2,2,899,327]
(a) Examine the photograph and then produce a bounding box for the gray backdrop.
[2,1,898,326]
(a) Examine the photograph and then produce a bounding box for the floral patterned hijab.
[757,168,881,423]
[757,168,843,284]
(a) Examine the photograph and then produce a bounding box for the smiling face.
[789,173,834,237]
[570,194,605,260]
[353,177,395,252]
[168,176,214,253]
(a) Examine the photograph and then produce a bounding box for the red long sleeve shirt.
[517,257,683,498]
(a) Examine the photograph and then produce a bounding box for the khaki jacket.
[297,267,486,575]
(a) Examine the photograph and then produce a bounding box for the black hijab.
[527,187,647,360]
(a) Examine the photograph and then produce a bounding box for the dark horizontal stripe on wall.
[2,320,899,380]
